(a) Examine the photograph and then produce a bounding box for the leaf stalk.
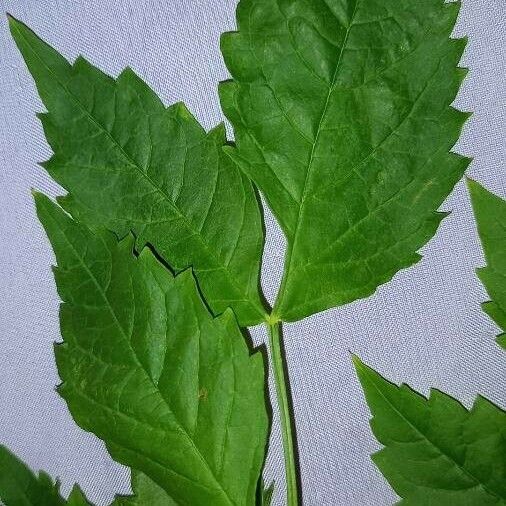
[267,321,300,506]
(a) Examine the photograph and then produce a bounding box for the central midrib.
[17,23,264,321]
[275,0,361,314]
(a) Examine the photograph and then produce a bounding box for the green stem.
[267,321,299,506]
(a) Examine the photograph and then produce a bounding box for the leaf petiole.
[267,321,300,506]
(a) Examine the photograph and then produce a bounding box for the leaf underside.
[220,0,470,321]
[468,179,506,349]
[353,357,506,505]
[9,16,266,327]
[35,194,268,506]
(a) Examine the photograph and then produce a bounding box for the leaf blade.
[67,486,92,506]
[220,0,470,321]
[35,194,269,506]
[468,179,506,349]
[10,16,266,326]
[111,471,178,505]
[0,445,66,506]
[353,356,506,505]
[260,480,274,506]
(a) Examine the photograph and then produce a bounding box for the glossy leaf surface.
[220,0,470,321]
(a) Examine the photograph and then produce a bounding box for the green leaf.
[468,179,506,349]
[67,486,92,506]
[259,480,274,506]
[220,0,470,321]
[111,471,177,505]
[34,193,269,506]
[353,356,506,505]
[112,472,271,506]
[0,445,65,505]
[9,16,266,327]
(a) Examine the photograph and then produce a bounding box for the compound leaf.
[468,179,506,349]
[10,16,266,327]
[0,445,89,505]
[220,0,470,321]
[353,356,506,505]
[35,193,269,506]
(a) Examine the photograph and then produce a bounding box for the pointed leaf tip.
[468,180,506,348]
[356,360,506,503]
[32,190,51,210]
[350,353,363,369]
[7,14,26,36]
[12,19,266,326]
[466,176,480,193]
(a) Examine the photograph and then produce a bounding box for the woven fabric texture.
[0,1,504,504]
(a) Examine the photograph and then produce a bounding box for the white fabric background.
[0,1,504,505]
